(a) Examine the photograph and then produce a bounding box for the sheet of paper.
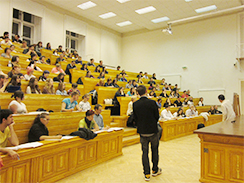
[61,136,75,140]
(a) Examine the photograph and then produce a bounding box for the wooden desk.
[194,116,244,183]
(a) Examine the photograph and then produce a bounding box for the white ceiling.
[39,0,244,33]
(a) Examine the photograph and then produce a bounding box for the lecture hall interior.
[0,0,243,182]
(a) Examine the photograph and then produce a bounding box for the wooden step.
[110,122,120,127]
[111,115,128,127]
[123,127,137,137]
[122,134,140,147]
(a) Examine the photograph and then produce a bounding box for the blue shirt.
[62,98,78,109]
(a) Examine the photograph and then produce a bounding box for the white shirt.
[79,101,91,112]
[8,100,27,114]
[160,109,173,120]
[198,101,204,106]
[187,101,194,106]
[24,74,36,81]
[127,101,133,115]
[185,109,198,116]
[1,40,12,46]
[26,86,40,94]
[221,100,236,122]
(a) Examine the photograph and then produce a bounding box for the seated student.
[37,56,48,65]
[169,90,177,98]
[155,84,160,91]
[185,105,198,117]
[8,56,20,67]
[143,72,149,79]
[98,60,104,70]
[125,80,133,89]
[147,77,156,86]
[28,113,62,142]
[160,104,175,120]
[0,74,9,93]
[112,87,126,115]
[55,54,65,64]
[214,105,222,114]
[120,70,127,76]
[94,65,101,73]
[8,90,27,114]
[53,49,59,56]
[35,41,43,57]
[1,37,12,46]
[57,45,63,53]
[132,80,138,88]
[119,73,127,82]
[24,67,36,81]
[198,97,204,106]
[173,107,186,118]
[103,66,109,74]
[208,106,215,115]
[0,109,20,160]
[39,70,50,82]
[160,78,166,85]
[127,87,136,96]
[96,79,105,86]
[85,71,94,78]
[23,45,37,55]
[168,83,172,90]
[42,78,55,94]
[148,90,156,98]
[27,55,42,72]
[56,82,68,96]
[87,58,95,67]
[172,84,178,92]
[126,96,137,127]
[45,42,52,50]
[163,83,171,91]
[156,98,162,109]
[94,104,110,130]
[174,96,183,107]
[10,44,17,53]
[20,41,28,49]
[117,66,121,71]
[112,79,119,88]
[61,91,82,112]
[97,71,105,79]
[104,78,113,87]
[79,94,91,112]
[137,76,144,84]
[137,71,143,78]
[51,64,65,75]
[75,56,82,65]
[65,60,77,83]
[152,73,157,80]
[181,90,189,98]
[182,97,189,107]
[6,75,21,93]
[81,63,88,71]
[186,90,191,97]
[13,34,22,43]
[148,83,155,90]
[78,110,99,132]
[26,78,41,94]
[0,31,9,39]
[1,47,12,59]
[53,73,65,83]
[175,89,180,98]
[159,89,169,98]
[187,96,194,106]
[163,98,174,107]
[67,83,80,95]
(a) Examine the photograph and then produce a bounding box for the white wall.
[122,14,243,104]
[0,0,122,67]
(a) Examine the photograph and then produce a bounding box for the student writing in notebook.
[0,109,20,160]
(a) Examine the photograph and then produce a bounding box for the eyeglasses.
[43,118,50,121]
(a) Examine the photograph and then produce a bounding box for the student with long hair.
[56,82,68,95]
[81,63,88,71]
[6,75,21,93]
[112,79,119,88]
[112,87,125,115]
[42,78,55,94]
[28,113,62,142]
[8,56,19,67]
[8,90,27,114]
[96,79,105,86]
[173,108,186,118]
[97,71,105,79]
[94,65,100,73]
[46,42,51,50]
[26,78,41,94]
[1,47,12,59]
[85,71,94,78]
[53,73,65,83]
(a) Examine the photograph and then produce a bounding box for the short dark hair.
[136,85,146,96]
[0,109,13,124]
[86,110,95,117]
[0,75,5,79]
[94,104,102,110]
[4,32,9,36]
[11,56,19,63]
[165,104,169,108]
[11,90,24,100]
[4,47,10,53]
[72,83,78,89]
[218,94,225,101]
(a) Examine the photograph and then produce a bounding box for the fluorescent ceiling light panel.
[117,0,130,3]
[151,16,170,23]
[77,1,96,10]
[116,21,132,27]
[195,5,217,13]
[185,0,192,2]
[99,12,116,19]
[135,6,156,14]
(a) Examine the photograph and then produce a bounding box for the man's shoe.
[152,168,162,177]
[144,174,150,181]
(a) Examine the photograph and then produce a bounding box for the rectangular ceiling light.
[117,0,130,3]
[77,1,97,10]
[185,0,192,2]
[116,21,132,27]
[151,16,170,23]
[195,5,217,13]
[135,6,156,14]
[99,12,116,19]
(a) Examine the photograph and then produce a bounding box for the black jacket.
[70,128,97,140]
[133,96,159,134]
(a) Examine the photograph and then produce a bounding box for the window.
[66,31,80,52]
[12,8,41,46]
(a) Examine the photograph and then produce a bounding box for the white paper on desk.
[94,130,106,134]
[107,127,123,132]
[44,139,62,141]
[61,136,75,140]
[5,142,43,150]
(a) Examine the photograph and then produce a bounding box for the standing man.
[0,109,20,160]
[133,85,162,181]
[93,104,110,130]
[218,94,236,122]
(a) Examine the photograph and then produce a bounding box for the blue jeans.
[140,133,159,175]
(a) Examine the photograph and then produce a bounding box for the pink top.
[51,67,64,74]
